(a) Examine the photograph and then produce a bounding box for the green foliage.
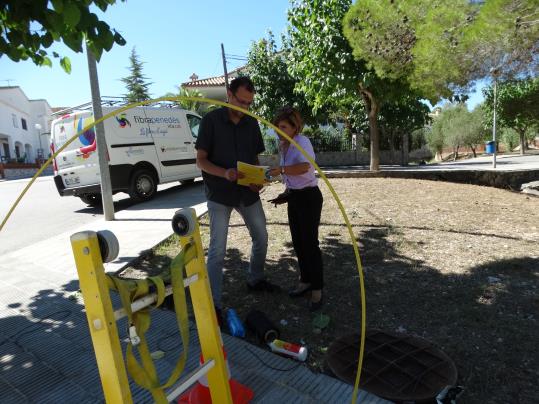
[427,103,487,157]
[462,106,488,149]
[247,31,319,124]
[121,47,152,103]
[500,127,520,151]
[344,0,473,102]
[262,134,279,155]
[411,127,429,150]
[0,0,126,73]
[344,0,538,103]
[303,126,354,152]
[379,96,431,146]
[483,78,539,133]
[163,86,213,116]
[288,0,362,112]
[287,0,411,170]
[426,120,445,156]
[483,77,539,153]
[461,0,539,80]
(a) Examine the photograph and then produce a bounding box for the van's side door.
[148,109,197,180]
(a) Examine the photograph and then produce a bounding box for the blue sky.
[0,0,484,110]
[0,0,290,107]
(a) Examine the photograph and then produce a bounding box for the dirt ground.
[123,178,539,403]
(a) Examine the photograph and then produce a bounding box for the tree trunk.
[360,88,380,171]
[519,129,527,155]
[453,145,459,161]
[401,133,409,166]
[387,127,395,164]
[471,146,477,158]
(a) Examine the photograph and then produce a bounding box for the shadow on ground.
[0,278,188,403]
[217,222,538,404]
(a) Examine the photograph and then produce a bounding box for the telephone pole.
[221,43,230,97]
[86,43,115,221]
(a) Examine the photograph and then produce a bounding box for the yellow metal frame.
[70,231,132,403]
[179,208,233,404]
[70,208,233,403]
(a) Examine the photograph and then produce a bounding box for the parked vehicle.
[50,104,201,206]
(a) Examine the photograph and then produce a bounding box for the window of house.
[12,114,18,128]
[21,118,27,130]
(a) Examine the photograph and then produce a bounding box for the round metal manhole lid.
[326,329,458,403]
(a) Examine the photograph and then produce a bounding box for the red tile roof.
[182,66,247,88]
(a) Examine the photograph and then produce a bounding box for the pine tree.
[121,47,152,102]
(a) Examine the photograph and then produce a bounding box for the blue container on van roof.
[485,141,495,154]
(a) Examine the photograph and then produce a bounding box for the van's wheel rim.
[136,175,154,196]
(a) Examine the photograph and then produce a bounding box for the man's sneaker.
[247,279,280,293]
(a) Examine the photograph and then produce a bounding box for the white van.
[51,105,201,205]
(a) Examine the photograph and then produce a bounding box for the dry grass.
[124,178,539,403]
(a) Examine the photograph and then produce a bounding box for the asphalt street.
[0,175,204,255]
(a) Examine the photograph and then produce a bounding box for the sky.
[0,0,485,110]
[0,0,290,108]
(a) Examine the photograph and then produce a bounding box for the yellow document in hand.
[237,161,269,186]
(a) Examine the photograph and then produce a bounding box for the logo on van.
[77,117,96,157]
[115,113,131,128]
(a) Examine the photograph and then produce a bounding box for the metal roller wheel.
[171,208,196,237]
[96,230,120,263]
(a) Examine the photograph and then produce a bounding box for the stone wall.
[322,169,539,191]
[0,163,53,180]
[260,147,433,167]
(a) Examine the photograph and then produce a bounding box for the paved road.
[0,175,204,255]
[432,151,539,171]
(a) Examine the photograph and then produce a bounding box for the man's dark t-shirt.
[195,107,265,207]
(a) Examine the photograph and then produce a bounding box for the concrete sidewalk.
[0,183,387,403]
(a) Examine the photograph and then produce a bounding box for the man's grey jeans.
[206,199,268,309]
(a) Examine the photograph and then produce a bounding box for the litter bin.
[485,141,496,154]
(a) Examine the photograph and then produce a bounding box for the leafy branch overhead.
[343,0,539,101]
[0,0,126,73]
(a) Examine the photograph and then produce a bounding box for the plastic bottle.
[226,308,246,338]
[268,339,308,362]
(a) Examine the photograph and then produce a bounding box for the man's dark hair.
[228,76,255,94]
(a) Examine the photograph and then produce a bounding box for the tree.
[163,86,212,116]
[344,0,473,103]
[287,0,408,171]
[378,96,431,165]
[462,106,488,157]
[426,120,445,161]
[0,0,126,73]
[343,0,538,104]
[121,47,152,103]
[483,78,539,154]
[460,0,539,81]
[247,31,318,124]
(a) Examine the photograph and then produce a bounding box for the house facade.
[181,67,246,101]
[0,86,53,163]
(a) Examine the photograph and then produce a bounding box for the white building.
[0,86,53,163]
[181,67,246,101]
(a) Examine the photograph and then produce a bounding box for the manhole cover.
[326,329,458,403]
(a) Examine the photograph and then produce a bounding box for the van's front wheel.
[129,169,157,202]
[79,193,102,207]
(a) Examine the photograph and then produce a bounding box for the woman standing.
[269,107,324,311]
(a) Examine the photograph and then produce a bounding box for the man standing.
[195,76,278,315]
